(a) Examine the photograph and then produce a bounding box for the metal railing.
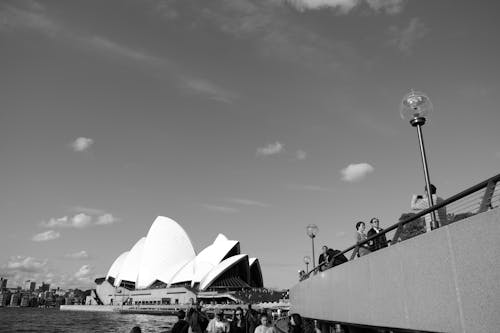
[301,173,500,280]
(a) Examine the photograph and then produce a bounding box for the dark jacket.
[328,249,348,267]
[318,253,328,271]
[188,309,209,333]
[367,228,388,251]
[231,320,246,333]
[172,320,190,333]
[245,310,258,333]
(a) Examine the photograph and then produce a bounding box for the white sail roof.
[169,258,195,285]
[106,251,129,280]
[136,216,196,289]
[199,254,249,291]
[190,234,239,286]
[115,237,146,287]
[249,257,257,267]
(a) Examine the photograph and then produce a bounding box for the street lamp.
[306,224,319,268]
[400,90,438,230]
[303,256,311,273]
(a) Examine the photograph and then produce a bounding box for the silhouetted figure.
[173,310,190,333]
[188,305,209,333]
[245,304,259,333]
[288,313,304,333]
[130,326,141,333]
[327,248,348,268]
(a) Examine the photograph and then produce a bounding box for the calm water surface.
[0,307,176,333]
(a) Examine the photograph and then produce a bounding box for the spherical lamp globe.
[400,90,433,125]
[306,224,318,238]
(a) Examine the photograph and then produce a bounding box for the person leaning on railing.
[411,183,447,231]
[317,246,329,271]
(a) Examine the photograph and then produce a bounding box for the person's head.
[260,313,269,326]
[370,218,380,228]
[216,309,224,321]
[289,313,303,327]
[177,310,186,320]
[425,184,437,194]
[130,327,142,333]
[234,307,243,321]
[321,246,328,254]
[355,221,365,232]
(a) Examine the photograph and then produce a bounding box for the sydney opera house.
[92,216,263,306]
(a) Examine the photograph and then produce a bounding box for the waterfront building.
[20,294,30,307]
[93,216,263,306]
[0,277,7,290]
[40,282,50,292]
[24,280,36,292]
[0,291,11,306]
[9,292,20,307]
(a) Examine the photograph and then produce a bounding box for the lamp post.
[303,256,311,273]
[306,224,319,268]
[400,90,438,230]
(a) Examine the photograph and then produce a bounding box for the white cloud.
[71,213,92,228]
[341,163,374,182]
[6,256,48,272]
[366,0,405,14]
[388,17,429,55]
[41,214,92,228]
[202,204,239,214]
[95,213,120,225]
[32,230,60,242]
[74,265,93,279]
[257,142,285,156]
[286,0,405,13]
[71,137,94,152]
[64,251,89,260]
[295,150,307,160]
[182,77,237,104]
[287,0,360,13]
[225,198,270,207]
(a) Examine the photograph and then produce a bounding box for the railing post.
[478,180,497,213]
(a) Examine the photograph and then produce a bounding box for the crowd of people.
[129,304,299,333]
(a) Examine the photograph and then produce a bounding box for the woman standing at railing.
[350,221,371,259]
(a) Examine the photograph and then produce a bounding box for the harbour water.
[0,307,177,333]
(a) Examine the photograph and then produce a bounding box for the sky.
[1,0,500,290]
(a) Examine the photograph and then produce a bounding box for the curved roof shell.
[106,251,129,280]
[169,258,195,285]
[190,234,240,286]
[136,216,196,289]
[249,257,264,287]
[199,254,249,291]
[115,237,146,287]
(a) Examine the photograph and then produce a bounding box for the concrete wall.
[290,208,500,333]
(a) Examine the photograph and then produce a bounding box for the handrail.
[302,173,500,279]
